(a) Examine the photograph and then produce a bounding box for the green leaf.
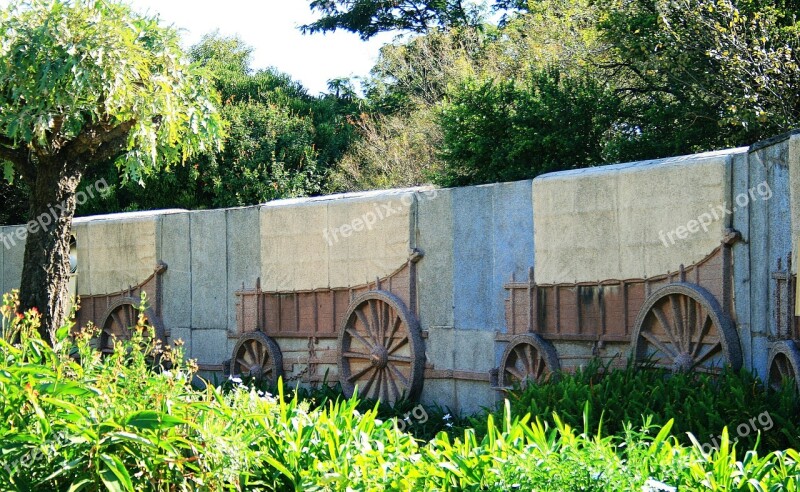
[124,410,187,430]
[98,453,133,492]
[2,161,13,184]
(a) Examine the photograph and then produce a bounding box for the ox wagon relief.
[231,249,426,403]
[2,132,798,412]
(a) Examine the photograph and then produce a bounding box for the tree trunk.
[17,160,83,343]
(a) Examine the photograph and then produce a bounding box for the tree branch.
[64,119,135,163]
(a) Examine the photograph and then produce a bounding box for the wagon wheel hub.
[673,352,694,372]
[248,364,264,379]
[370,346,389,369]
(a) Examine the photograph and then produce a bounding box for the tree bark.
[17,159,83,343]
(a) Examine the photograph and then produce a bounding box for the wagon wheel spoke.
[652,305,682,351]
[381,303,391,346]
[354,308,380,346]
[691,315,714,358]
[348,365,375,383]
[385,368,401,401]
[389,364,411,387]
[361,368,379,398]
[343,351,371,360]
[387,354,412,363]
[524,344,536,375]
[669,294,686,352]
[640,330,679,360]
[535,353,546,379]
[505,365,525,383]
[346,328,375,352]
[236,357,250,371]
[387,336,409,355]
[690,341,722,370]
[685,297,697,352]
[385,316,402,347]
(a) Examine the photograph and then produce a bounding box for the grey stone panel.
[159,213,192,335]
[490,180,535,332]
[226,206,261,334]
[452,184,494,331]
[190,210,228,330]
[416,188,455,331]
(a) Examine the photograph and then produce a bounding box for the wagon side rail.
[501,244,731,343]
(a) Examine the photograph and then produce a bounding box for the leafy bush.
[497,359,800,455]
[2,291,800,491]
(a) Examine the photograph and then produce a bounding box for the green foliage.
[2,292,800,490]
[436,69,621,186]
[0,0,224,184]
[498,359,800,455]
[302,0,487,40]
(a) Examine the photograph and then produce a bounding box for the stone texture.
[191,329,229,365]
[159,213,191,334]
[84,218,158,294]
[533,149,741,284]
[190,210,227,330]
[416,188,454,331]
[226,206,261,333]
[791,134,800,276]
[1,226,24,294]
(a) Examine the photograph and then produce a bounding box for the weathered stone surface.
[416,188,454,331]
[226,207,261,333]
[260,189,416,292]
[533,149,743,284]
[1,226,24,294]
[192,329,229,365]
[159,213,191,333]
[190,210,227,330]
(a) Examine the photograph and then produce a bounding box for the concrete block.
[420,379,456,412]
[790,134,800,275]
[1,226,24,294]
[261,201,329,291]
[534,150,741,284]
[730,152,751,337]
[452,329,495,373]
[169,326,192,353]
[226,207,260,333]
[425,325,455,371]
[491,180,535,331]
[159,213,191,334]
[454,380,497,415]
[416,188,454,330]
[452,184,494,330]
[85,218,158,294]
[190,210,227,329]
[327,193,412,288]
[191,329,229,365]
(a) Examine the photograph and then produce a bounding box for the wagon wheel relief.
[230,332,283,386]
[338,291,424,404]
[499,334,559,388]
[767,341,800,392]
[632,283,742,373]
[99,297,166,355]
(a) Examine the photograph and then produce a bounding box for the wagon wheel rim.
[230,333,283,385]
[632,283,741,373]
[767,341,800,392]
[338,291,424,404]
[499,334,559,388]
[769,353,795,390]
[99,298,164,355]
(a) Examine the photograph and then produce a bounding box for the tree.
[0,0,224,340]
[302,0,486,39]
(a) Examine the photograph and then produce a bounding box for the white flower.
[228,376,242,384]
[446,422,453,428]
[443,414,452,421]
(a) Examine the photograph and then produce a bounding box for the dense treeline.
[2,0,798,224]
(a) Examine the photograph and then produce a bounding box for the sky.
[0,0,396,95]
